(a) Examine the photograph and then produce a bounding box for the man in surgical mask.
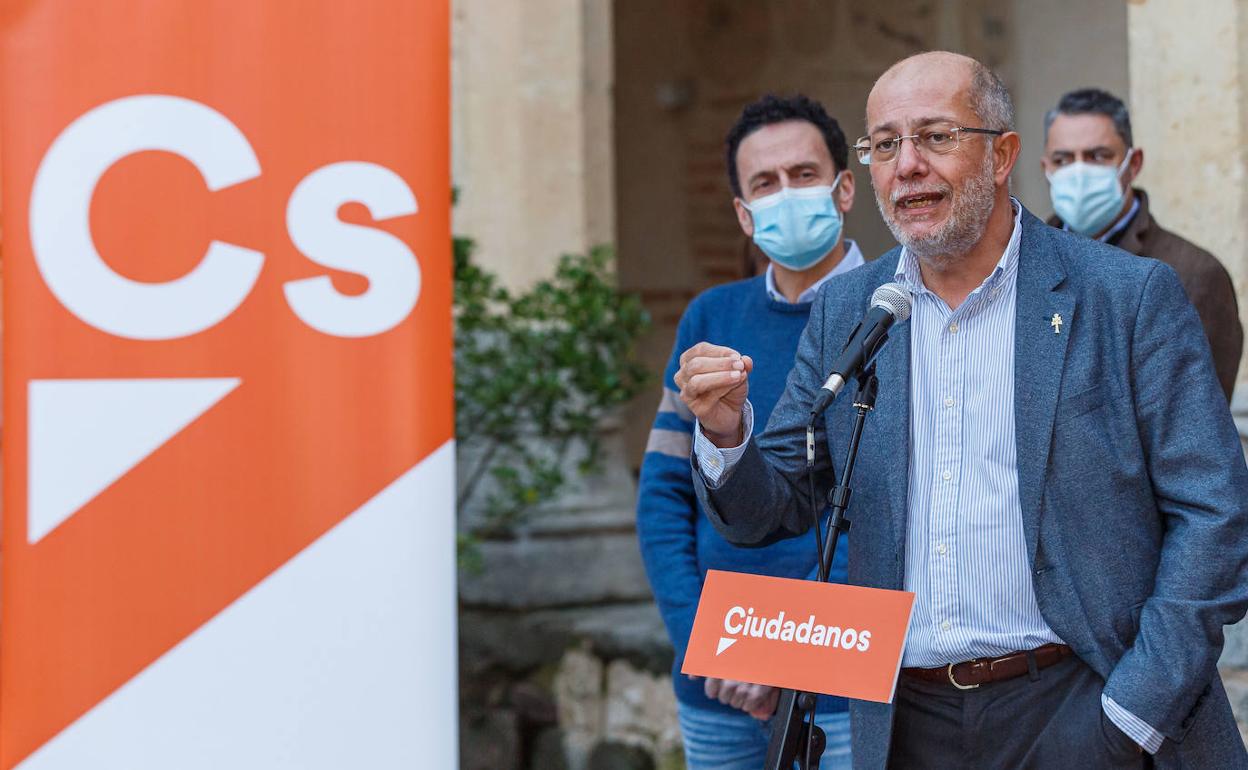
[636,93,858,770]
[1043,87,1242,399]
[730,98,864,301]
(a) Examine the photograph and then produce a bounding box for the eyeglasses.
[854,124,1004,165]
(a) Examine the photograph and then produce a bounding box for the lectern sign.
[683,570,915,703]
[0,2,454,768]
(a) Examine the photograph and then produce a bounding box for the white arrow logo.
[716,636,738,656]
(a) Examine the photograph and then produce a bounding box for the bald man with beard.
[673,52,1248,769]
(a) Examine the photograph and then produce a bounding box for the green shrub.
[454,234,650,563]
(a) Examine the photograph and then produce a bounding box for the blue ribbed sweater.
[636,275,849,715]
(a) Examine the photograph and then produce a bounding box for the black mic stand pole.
[764,366,879,770]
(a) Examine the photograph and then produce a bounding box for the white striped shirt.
[896,201,1062,666]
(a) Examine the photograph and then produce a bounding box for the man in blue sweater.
[636,94,860,770]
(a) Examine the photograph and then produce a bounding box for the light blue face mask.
[1047,149,1134,237]
[744,173,844,271]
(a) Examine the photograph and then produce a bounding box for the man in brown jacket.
[1042,88,1242,400]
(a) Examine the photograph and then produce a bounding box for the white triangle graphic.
[716,636,738,656]
[28,378,241,544]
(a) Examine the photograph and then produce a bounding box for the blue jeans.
[676,700,852,770]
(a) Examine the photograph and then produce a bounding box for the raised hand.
[673,342,753,447]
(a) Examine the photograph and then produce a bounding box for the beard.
[875,148,997,269]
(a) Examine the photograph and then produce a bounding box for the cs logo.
[30,94,421,340]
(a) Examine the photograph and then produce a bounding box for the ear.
[733,197,754,237]
[835,171,855,214]
[993,131,1022,187]
[1123,147,1144,186]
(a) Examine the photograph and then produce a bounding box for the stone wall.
[459,602,682,770]
[451,0,615,293]
[458,423,684,769]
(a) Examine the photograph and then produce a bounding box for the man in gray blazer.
[675,51,1248,768]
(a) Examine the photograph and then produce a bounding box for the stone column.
[1128,0,1248,390]
[451,0,615,290]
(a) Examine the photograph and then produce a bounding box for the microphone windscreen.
[870,282,912,323]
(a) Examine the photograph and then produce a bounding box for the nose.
[894,137,928,181]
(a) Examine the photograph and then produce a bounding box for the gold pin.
[1050,313,1063,335]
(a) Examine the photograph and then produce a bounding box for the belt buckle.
[947,662,979,690]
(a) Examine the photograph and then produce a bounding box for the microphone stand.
[764,366,879,770]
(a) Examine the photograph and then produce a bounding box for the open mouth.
[896,191,946,210]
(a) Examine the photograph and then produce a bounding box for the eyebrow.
[745,161,820,188]
[869,115,961,135]
[1050,145,1115,156]
[785,161,819,173]
[746,169,777,188]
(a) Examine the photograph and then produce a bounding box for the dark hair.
[724,94,848,198]
[1044,87,1133,147]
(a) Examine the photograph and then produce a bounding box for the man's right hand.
[673,342,753,447]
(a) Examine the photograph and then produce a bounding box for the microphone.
[809,283,911,417]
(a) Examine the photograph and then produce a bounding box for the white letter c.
[29,94,263,340]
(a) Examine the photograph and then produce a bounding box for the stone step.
[460,601,671,677]
[521,507,638,537]
[459,532,651,609]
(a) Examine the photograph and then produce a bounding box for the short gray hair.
[1043,88,1133,147]
[969,62,1015,132]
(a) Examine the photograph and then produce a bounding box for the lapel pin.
[1050,313,1063,335]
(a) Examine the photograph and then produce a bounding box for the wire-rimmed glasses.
[855,123,1004,165]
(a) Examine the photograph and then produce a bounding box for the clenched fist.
[673,342,754,447]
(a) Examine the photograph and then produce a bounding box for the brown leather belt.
[901,643,1074,690]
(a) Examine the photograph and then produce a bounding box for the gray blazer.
[694,208,1248,769]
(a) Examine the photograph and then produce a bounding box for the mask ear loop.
[828,170,846,215]
[1117,147,1136,174]
[1115,147,1136,195]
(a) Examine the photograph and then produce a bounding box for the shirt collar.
[765,239,864,304]
[893,197,1023,300]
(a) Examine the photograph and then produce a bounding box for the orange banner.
[683,570,915,703]
[1,2,453,767]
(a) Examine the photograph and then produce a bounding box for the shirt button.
[941,620,952,631]
[937,543,948,556]
[944,397,954,408]
[942,470,952,481]
[949,322,959,334]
